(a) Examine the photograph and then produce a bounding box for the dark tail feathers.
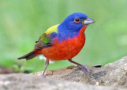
[18,50,38,60]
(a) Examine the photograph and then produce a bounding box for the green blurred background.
[0,0,127,73]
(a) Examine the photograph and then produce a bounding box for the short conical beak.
[83,17,95,25]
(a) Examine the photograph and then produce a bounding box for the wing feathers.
[34,25,59,49]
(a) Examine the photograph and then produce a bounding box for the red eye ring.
[74,18,80,23]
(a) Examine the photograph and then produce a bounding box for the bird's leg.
[68,59,90,72]
[42,58,49,77]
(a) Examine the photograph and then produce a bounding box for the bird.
[18,12,95,77]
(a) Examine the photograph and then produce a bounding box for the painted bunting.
[18,12,95,76]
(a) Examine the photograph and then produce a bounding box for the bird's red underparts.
[34,26,87,61]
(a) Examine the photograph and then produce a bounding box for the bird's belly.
[41,35,85,61]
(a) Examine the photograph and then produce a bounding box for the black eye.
[74,18,80,23]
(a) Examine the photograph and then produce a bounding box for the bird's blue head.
[58,12,95,41]
[59,12,95,32]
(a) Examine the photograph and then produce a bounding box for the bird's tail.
[17,49,41,60]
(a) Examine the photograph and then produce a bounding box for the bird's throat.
[80,26,87,34]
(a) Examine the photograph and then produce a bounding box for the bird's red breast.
[35,26,87,61]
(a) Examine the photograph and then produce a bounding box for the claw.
[42,74,46,78]
[68,59,91,73]
[79,65,90,73]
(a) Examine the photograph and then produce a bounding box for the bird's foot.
[79,65,90,73]
[42,74,46,78]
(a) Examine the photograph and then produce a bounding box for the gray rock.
[31,56,127,88]
[0,74,125,90]
[1,56,127,90]
[96,56,127,87]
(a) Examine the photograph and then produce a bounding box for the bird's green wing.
[35,24,59,49]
